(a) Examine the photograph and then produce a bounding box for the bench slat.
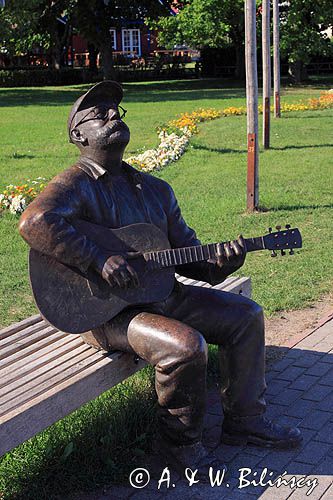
[0,325,61,359]
[0,347,107,415]
[0,328,68,370]
[0,335,85,387]
[0,319,49,348]
[0,314,42,340]
[0,343,93,402]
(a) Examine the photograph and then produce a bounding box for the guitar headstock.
[263,225,302,257]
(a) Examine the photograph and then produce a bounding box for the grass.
[0,77,332,498]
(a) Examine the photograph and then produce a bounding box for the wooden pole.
[273,0,281,117]
[245,0,259,211]
[262,0,271,148]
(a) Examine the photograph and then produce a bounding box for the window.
[110,29,117,50]
[121,29,141,56]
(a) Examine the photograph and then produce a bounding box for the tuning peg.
[268,227,272,233]
[276,225,281,231]
[271,250,277,257]
[289,249,294,255]
[280,249,286,256]
[285,224,291,229]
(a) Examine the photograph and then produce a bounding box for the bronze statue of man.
[19,81,302,474]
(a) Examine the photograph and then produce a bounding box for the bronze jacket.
[19,158,227,285]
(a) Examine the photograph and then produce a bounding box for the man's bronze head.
[68,81,130,154]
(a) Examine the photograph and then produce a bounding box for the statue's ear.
[70,128,87,145]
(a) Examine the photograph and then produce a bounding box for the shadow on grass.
[192,143,246,154]
[192,143,332,155]
[282,114,333,120]
[0,79,246,108]
[263,203,333,212]
[270,144,333,151]
[7,153,36,159]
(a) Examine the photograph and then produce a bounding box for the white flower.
[9,195,26,214]
[125,126,191,173]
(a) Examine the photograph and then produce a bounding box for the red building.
[72,23,160,67]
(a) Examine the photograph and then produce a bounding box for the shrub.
[0,68,101,87]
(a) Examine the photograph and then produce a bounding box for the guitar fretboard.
[143,236,264,269]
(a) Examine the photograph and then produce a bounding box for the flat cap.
[67,80,123,141]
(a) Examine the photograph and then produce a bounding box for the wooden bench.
[0,275,251,457]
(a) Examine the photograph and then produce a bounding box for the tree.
[0,1,173,76]
[149,0,248,79]
[280,0,333,83]
[0,0,76,69]
[74,0,172,79]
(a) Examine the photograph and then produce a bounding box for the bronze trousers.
[100,281,266,446]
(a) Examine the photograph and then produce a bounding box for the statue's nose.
[108,108,120,121]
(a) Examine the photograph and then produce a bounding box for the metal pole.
[262,0,271,148]
[273,0,281,117]
[245,0,259,211]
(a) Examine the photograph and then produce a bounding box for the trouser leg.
[218,308,266,416]
[162,283,267,417]
[102,310,208,446]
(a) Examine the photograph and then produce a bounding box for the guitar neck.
[143,236,265,269]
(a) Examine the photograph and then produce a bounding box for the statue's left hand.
[215,235,246,275]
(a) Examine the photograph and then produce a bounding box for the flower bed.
[2,91,332,215]
[0,178,47,215]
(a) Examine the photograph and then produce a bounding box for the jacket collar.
[77,156,142,183]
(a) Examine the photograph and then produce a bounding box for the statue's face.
[72,98,130,151]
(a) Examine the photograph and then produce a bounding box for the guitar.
[29,221,302,334]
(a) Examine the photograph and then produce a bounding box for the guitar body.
[29,221,175,334]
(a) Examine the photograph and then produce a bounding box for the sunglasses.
[73,104,127,130]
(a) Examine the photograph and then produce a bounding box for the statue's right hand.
[101,255,139,289]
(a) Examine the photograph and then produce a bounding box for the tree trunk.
[245,0,259,211]
[288,60,308,84]
[99,43,116,80]
[51,49,62,70]
[88,43,98,71]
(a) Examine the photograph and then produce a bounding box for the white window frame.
[121,28,141,56]
[110,29,117,50]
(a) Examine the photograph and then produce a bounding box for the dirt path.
[265,294,333,366]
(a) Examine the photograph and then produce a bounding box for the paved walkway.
[83,316,333,500]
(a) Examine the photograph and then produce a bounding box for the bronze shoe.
[221,415,302,449]
[152,437,227,482]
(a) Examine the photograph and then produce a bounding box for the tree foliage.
[149,0,246,50]
[0,0,76,67]
[0,0,172,73]
[148,0,250,78]
[280,0,333,66]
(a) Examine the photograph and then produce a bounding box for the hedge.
[0,68,101,87]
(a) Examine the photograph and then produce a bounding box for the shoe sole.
[221,431,303,449]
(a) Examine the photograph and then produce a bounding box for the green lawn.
[0,78,332,326]
[0,78,332,499]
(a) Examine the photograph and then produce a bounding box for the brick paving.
[79,317,333,500]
